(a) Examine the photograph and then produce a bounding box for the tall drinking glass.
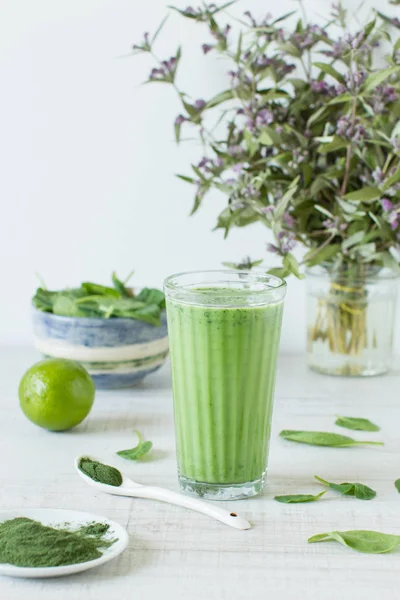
[164,270,286,501]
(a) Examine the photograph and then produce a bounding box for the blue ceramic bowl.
[32,308,169,389]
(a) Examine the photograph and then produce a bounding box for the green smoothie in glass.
[164,271,286,500]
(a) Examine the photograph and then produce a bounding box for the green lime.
[19,358,95,431]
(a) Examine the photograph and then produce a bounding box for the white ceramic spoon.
[75,455,251,531]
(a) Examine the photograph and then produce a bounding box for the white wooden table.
[0,346,399,599]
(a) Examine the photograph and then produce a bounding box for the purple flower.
[345,70,367,92]
[267,243,279,254]
[225,178,236,186]
[228,68,252,87]
[274,231,297,254]
[372,168,384,184]
[392,137,400,152]
[263,206,275,215]
[283,212,296,228]
[311,80,328,93]
[174,114,186,126]
[288,148,309,169]
[194,99,206,111]
[149,67,165,80]
[322,217,339,230]
[202,44,213,54]
[184,6,196,15]
[245,118,255,131]
[228,145,242,157]
[244,184,260,198]
[255,108,274,127]
[392,17,400,27]
[384,86,398,102]
[162,56,177,72]
[232,163,245,173]
[388,212,399,230]
[382,198,394,212]
[198,156,210,169]
[336,116,367,142]
[198,156,224,172]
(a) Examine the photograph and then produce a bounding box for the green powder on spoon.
[79,457,123,487]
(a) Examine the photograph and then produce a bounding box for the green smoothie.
[166,291,284,493]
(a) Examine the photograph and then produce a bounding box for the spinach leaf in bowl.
[32,272,165,326]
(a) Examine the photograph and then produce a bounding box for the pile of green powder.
[0,517,115,568]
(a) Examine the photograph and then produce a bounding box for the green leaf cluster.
[32,272,165,326]
[136,2,400,276]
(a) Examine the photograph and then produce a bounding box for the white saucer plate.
[0,508,129,579]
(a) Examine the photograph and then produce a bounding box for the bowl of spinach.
[31,272,168,389]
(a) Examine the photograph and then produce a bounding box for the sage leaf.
[117,430,153,461]
[279,430,383,448]
[308,530,400,554]
[274,491,326,503]
[335,416,380,432]
[315,476,376,500]
[395,479,400,493]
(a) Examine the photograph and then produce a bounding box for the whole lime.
[19,359,95,431]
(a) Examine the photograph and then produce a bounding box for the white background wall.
[0,0,396,352]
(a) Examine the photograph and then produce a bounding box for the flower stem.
[340,98,357,196]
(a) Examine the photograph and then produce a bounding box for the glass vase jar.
[306,264,398,376]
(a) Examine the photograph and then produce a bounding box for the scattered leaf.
[335,416,380,432]
[117,430,153,461]
[274,491,326,503]
[315,476,376,500]
[308,530,400,554]
[279,430,383,447]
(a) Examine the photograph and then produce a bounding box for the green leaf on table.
[394,479,400,493]
[117,430,153,461]
[308,530,400,554]
[279,430,384,447]
[335,416,380,432]
[274,491,326,503]
[314,476,376,500]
